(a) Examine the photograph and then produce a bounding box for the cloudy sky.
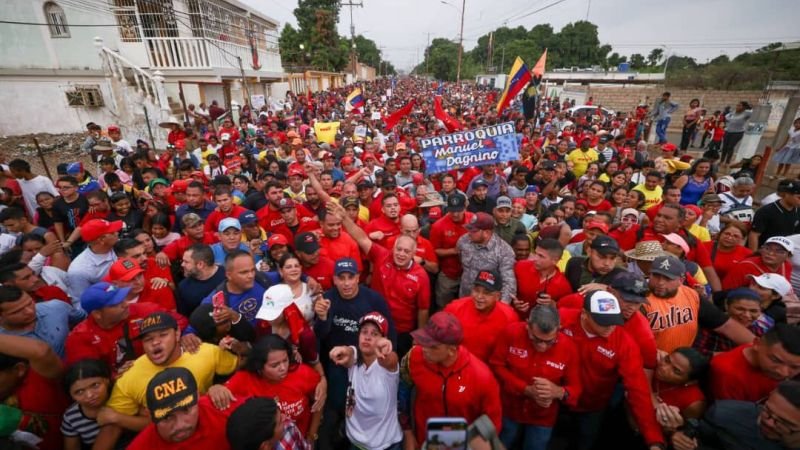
[244,0,799,72]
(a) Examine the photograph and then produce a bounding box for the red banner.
[435,96,463,132]
[382,99,416,130]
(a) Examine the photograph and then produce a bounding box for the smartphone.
[211,291,225,314]
[426,417,468,450]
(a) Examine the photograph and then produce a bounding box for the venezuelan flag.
[346,88,365,112]
[495,57,532,114]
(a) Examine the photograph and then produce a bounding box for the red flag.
[434,96,463,132]
[382,99,416,130]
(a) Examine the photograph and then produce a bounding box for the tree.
[606,52,626,69]
[647,48,664,66]
[277,0,348,72]
[629,53,646,69]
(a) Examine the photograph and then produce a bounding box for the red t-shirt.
[205,205,250,233]
[702,242,753,281]
[303,256,335,291]
[140,257,177,310]
[654,379,705,412]
[445,297,520,363]
[319,233,363,272]
[272,215,320,247]
[609,225,640,252]
[162,232,218,261]
[621,311,658,370]
[224,365,319,434]
[14,369,69,450]
[386,234,439,265]
[364,215,401,249]
[128,396,241,450]
[256,205,285,232]
[430,213,473,278]
[79,209,111,226]
[710,344,779,402]
[721,256,792,291]
[577,198,613,212]
[489,322,581,426]
[513,261,572,317]
[367,244,430,333]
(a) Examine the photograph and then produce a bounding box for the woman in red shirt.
[703,222,752,281]
[652,347,709,434]
[577,181,615,215]
[208,335,321,437]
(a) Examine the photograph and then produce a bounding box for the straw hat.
[158,116,182,129]
[419,192,445,208]
[624,240,667,261]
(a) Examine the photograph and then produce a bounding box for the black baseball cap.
[145,367,198,423]
[382,175,397,188]
[473,270,502,292]
[590,235,620,256]
[136,312,178,339]
[608,271,648,304]
[295,232,320,254]
[446,194,467,212]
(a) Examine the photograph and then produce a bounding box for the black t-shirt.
[52,195,89,231]
[108,209,144,234]
[176,267,227,317]
[467,195,495,214]
[751,201,800,246]
[698,297,729,330]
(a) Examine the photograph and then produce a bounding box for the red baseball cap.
[81,219,123,242]
[171,179,189,193]
[411,311,463,346]
[340,156,354,166]
[288,167,305,178]
[103,258,144,282]
[359,311,389,336]
[661,143,678,152]
[267,234,289,247]
[585,221,609,234]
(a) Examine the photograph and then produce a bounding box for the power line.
[0,19,119,27]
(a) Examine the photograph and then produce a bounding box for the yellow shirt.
[633,184,663,211]
[107,343,238,415]
[566,148,599,177]
[556,249,570,273]
[688,223,712,243]
[598,173,611,183]
[333,197,370,222]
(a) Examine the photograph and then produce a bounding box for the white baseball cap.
[256,285,294,321]
[748,273,793,297]
[765,236,794,254]
[220,133,232,141]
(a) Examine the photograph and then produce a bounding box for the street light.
[441,0,466,84]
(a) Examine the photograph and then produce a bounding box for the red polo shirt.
[367,244,430,333]
[445,297,519,363]
[430,212,473,279]
[489,322,581,426]
[559,308,663,446]
[205,205,250,233]
[701,242,753,281]
[364,215,401,248]
[271,215,320,247]
[514,261,572,317]
[162,232,218,261]
[387,234,439,265]
[319,233,363,271]
[709,344,779,402]
[303,255,335,291]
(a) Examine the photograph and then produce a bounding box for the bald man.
[386,214,440,274]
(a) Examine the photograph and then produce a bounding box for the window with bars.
[113,0,141,42]
[44,2,69,38]
[65,86,105,107]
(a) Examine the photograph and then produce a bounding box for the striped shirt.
[60,402,100,445]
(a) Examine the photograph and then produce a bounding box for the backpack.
[721,193,754,227]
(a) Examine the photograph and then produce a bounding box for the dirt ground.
[0,133,95,177]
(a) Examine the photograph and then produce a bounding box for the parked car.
[566,105,616,118]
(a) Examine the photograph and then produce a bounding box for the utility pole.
[425,32,431,76]
[456,0,466,84]
[487,31,493,72]
[341,1,363,80]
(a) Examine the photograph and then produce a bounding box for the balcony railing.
[142,37,282,73]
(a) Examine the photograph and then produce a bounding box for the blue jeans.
[499,417,553,450]
[655,117,671,143]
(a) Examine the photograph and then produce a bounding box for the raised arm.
[327,200,373,255]
[0,334,63,380]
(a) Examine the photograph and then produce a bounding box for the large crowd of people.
[1,76,799,450]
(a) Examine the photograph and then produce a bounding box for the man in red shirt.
[256,181,290,232]
[65,282,185,377]
[608,207,642,251]
[722,236,793,290]
[115,238,176,311]
[318,208,363,272]
[295,232,334,291]
[490,304,582,450]
[337,201,429,357]
[365,193,401,248]
[709,324,800,402]
[399,312,502,449]
[445,270,519,363]
[559,291,665,449]
[645,186,682,222]
[271,197,319,244]
[430,194,473,308]
[387,214,439,275]
[128,367,242,450]
[513,238,572,318]
[156,213,218,267]
[607,271,659,377]
[204,186,249,233]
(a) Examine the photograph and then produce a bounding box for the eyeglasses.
[760,401,800,434]
[528,328,558,346]
[761,245,788,255]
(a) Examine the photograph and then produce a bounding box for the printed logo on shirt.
[647,306,695,332]
[333,315,359,333]
[406,273,419,282]
[238,297,259,321]
[546,360,565,371]
[508,347,528,358]
[458,385,466,393]
[596,345,616,359]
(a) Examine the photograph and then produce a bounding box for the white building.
[0,0,287,143]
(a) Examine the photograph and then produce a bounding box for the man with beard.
[295,232,334,291]
[643,255,753,354]
[128,367,243,450]
[271,197,319,244]
[365,193,401,248]
[114,239,176,310]
[177,244,226,317]
[204,186,250,233]
[156,213,218,267]
[431,194,473,307]
[97,312,240,446]
[670,380,800,450]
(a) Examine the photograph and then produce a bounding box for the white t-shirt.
[17,176,58,219]
[346,359,403,450]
